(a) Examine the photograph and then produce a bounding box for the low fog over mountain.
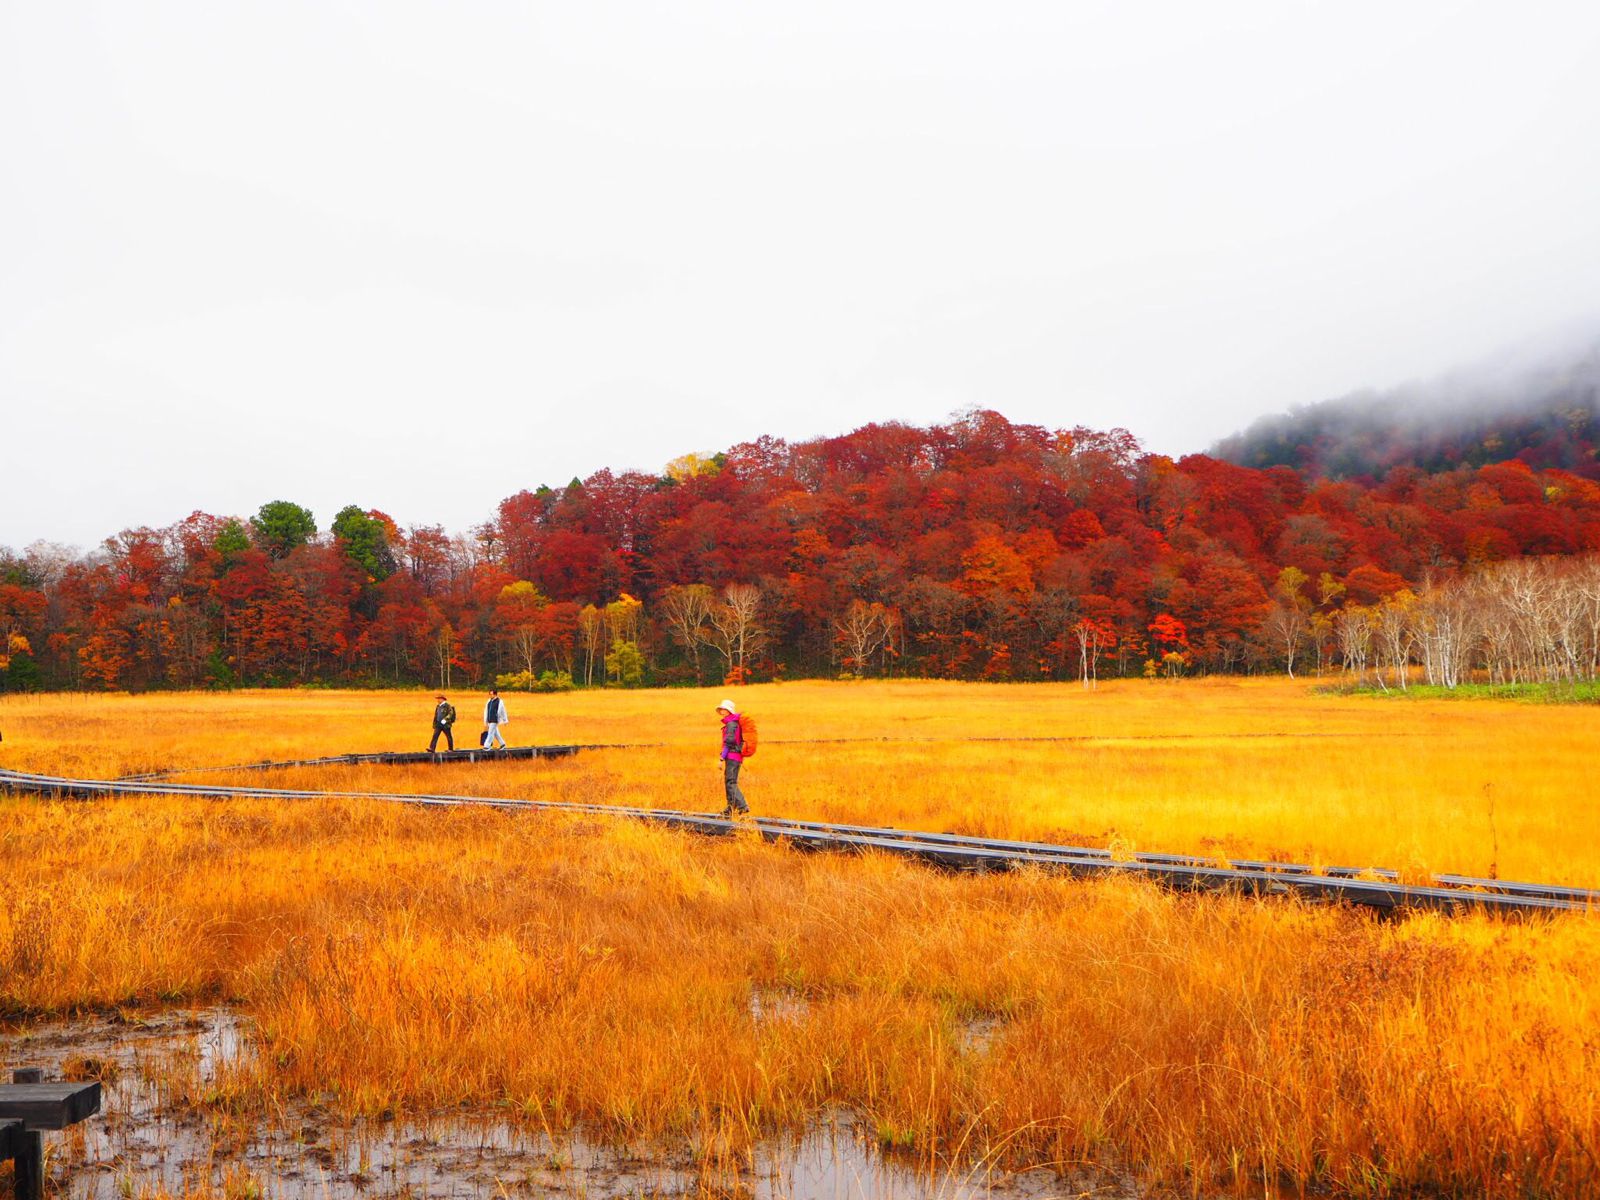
[1212,329,1600,480]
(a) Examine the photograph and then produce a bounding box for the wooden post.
[11,1069,44,1200]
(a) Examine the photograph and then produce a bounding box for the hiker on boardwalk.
[428,694,457,752]
[717,698,750,818]
[483,688,509,750]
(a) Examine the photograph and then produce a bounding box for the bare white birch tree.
[835,599,893,676]
[661,583,715,683]
[703,583,767,681]
[1336,604,1372,684]
[1265,566,1312,678]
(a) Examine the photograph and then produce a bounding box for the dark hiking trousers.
[724,759,749,814]
[429,724,454,752]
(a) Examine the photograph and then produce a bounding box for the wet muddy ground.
[2,1007,1120,1199]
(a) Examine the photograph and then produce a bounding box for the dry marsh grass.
[3,679,1600,1197]
[5,677,1593,883]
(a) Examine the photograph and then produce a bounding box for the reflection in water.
[3,1008,1100,1199]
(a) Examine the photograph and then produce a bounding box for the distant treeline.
[1335,555,1600,692]
[6,409,1600,692]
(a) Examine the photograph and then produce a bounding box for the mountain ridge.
[1211,333,1600,480]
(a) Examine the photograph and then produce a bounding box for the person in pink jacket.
[716,698,750,818]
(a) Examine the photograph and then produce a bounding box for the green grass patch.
[1326,679,1600,705]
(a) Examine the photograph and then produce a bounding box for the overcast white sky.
[5,1,1600,549]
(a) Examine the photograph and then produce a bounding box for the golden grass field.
[3,678,1599,1198]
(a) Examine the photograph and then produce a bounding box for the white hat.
[716,698,738,714]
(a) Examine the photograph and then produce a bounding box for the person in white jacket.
[483,689,510,750]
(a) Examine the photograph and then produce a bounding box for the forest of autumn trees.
[6,409,1600,693]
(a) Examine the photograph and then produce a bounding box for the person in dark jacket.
[716,698,749,818]
[483,689,509,750]
[428,694,456,752]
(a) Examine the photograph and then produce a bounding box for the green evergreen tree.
[331,505,396,581]
[214,518,251,561]
[252,501,316,559]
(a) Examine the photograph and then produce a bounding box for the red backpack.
[738,712,759,757]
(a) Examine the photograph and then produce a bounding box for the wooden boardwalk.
[0,1070,101,1200]
[119,742,582,781]
[3,762,1595,917]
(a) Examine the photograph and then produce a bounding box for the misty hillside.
[1212,335,1600,481]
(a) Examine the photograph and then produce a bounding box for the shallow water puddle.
[2,1007,1096,1199]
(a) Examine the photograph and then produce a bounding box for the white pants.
[484,723,507,749]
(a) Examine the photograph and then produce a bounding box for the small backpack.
[738,712,759,757]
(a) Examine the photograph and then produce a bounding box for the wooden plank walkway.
[0,1081,103,1130]
[0,1072,101,1200]
[119,743,582,781]
[3,764,1595,916]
